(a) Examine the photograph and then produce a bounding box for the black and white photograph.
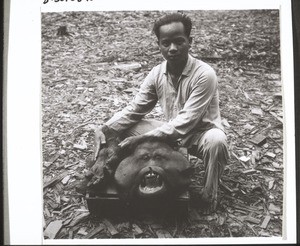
[41,8,284,239]
[5,0,298,244]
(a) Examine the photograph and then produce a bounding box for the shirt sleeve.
[105,69,158,133]
[144,67,218,140]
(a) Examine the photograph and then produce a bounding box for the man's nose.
[169,43,178,53]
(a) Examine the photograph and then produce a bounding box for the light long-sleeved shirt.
[105,54,223,141]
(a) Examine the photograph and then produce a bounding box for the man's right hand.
[94,126,107,161]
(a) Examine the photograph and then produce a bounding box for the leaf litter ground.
[41,10,283,239]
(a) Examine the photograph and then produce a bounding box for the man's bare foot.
[199,189,218,214]
[74,178,90,195]
[73,171,95,195]
[189,187,218,214]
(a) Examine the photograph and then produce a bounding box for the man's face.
[158,22,192,66]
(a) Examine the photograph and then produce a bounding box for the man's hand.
[94,126,107,161]
[118,135,145,149]
[87,164,104,187]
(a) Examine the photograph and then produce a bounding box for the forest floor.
[41,10,283,239]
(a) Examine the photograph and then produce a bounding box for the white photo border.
[6,0,296,244]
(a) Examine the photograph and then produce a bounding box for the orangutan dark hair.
[153,13,192,39]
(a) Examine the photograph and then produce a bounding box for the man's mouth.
[168,54,180,59]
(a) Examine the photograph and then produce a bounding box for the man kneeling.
[93,13,229,214]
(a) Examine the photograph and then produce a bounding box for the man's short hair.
[153,13,192,39]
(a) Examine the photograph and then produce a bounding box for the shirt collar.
[163,54,194,77]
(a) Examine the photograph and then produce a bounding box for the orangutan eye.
[153,154,166,161]
[141,154,150,160]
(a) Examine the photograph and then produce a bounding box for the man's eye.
[175,40,184,45]
[161,41,170,47]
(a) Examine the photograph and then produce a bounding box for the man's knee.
[203,128,227,146]
[191,128,228,159]
[202,128,227,149]
[197,128,229,177]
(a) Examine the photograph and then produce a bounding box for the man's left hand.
[118,135,144,149]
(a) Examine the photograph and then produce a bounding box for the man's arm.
[144,67,218,140]
[93,69,158,161]
[104,69,158,133]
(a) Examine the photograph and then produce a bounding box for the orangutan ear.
[120,135,144,154]
[119,142,134,156]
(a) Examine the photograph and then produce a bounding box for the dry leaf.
[155,229,172,238]
[44,220,63,239]
[251,108,263,116]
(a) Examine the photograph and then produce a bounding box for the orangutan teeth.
[139,185,163,194]
[141,171,163,189]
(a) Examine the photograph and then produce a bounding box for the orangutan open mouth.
[138,167,166,195]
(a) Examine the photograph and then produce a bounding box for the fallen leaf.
[151,223,163,229]
[272,162,283,169]
[243,91,252,100]
[217,215,226,225]
[155,229,172,238]
[113,62,141,71]
[268,179,275,190]
[239,156,250,163]
[262,143,269,148]
[61,196,70,203]
[256,167,278,172]
[251,108,263,116]
[103,219,119,236]
[62,216,74,226]
[73,141,87,150]
[242,169,257,174]
[61,175,71,185]
[268,203,281,213]
[260,215,271,229]
[69,212,90,227]
[249,134,267,146]
[132,224,143,236]
[244,216,261,224]
[269,111,283,123]
[244,123,255,130]
[255,91,264,96]
[265,152,276,158]
[43,171,69,189]
[44,220,63,239]
[68,229,73,239]
[251,150,260,165]
[84,224,105,239]
[77,227,88,236]
[205,213,218,221]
